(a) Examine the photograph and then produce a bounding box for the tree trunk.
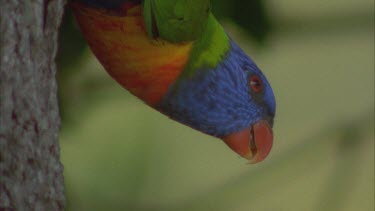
[0,0,65,210]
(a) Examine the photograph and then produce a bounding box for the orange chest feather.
[72,5,193,105]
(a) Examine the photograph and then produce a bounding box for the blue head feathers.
[158,40,276,138]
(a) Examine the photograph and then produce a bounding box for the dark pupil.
[251,77,262,92]
[253,79,260,87]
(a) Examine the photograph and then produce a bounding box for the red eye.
[250,75,263,93]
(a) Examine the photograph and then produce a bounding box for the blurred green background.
[58,0,374,210]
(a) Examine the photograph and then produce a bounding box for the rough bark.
[0,0,65,210]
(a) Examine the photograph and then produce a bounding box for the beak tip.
[222,120,273,164]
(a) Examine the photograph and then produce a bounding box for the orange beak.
[222,121,273,163]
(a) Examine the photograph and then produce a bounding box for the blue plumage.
[158,40,275,137]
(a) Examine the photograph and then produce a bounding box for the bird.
[70,0,276,163]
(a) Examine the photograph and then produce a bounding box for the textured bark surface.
[0,0,65,210]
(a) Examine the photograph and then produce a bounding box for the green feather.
[143,0,230,77]
[181,14,229,77]
[143,0,211,42]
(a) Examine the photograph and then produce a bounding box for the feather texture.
[71,3,193,105]
[71,0,276,162]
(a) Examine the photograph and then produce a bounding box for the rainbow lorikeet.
[70,0,276,163]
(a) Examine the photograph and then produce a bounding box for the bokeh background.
[57,0,374,210]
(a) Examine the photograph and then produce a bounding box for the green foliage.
[57,9,87,72]
[211,0,271,43]
[56,9,88,121]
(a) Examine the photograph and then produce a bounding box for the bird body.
[72,3,193,105]
[71,0,276,163]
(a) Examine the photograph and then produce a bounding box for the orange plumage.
[71,3,193,105]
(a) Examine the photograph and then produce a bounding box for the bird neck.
[180,13,230,78]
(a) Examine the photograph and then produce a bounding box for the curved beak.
[222,120,273,163]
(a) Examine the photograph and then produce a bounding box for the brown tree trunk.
[0,0,65,210]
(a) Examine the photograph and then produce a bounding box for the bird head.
[158,40,276,163]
